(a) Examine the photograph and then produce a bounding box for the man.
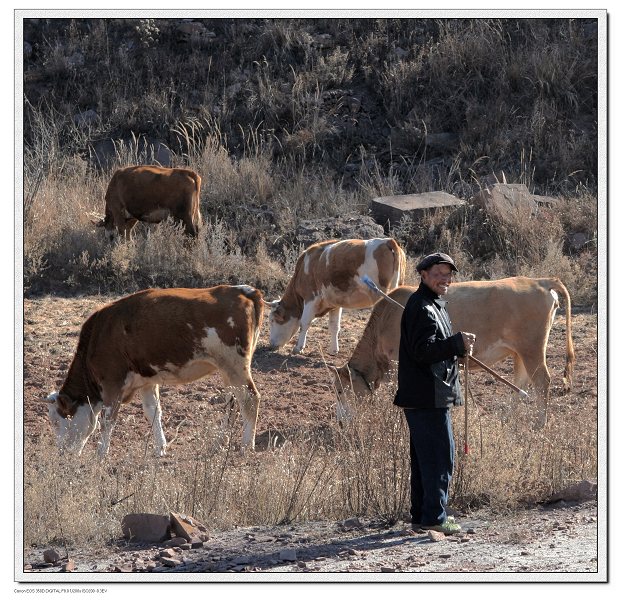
[394,252,476,535]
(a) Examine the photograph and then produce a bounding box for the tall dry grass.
[23,375,596,550]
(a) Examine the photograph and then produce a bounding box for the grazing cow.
[332,277,575,427]
[93,165,202,240]
[44,285,263,457]
[267,238,406,355]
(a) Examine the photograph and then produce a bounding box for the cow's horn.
[262,299,280,308]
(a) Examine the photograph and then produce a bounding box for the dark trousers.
[403,407,455,526]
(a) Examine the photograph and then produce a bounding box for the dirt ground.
[19,294,602,581]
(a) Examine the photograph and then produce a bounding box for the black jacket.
[394,281,466,409]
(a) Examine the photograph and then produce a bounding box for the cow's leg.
[124,219,138,240]
[217,390,237,449]
[293,300,319,354]
[139,385,167,456]
[514,354,550,429]
[179,212,198,237]
[98,395,122,458]
[98,380,135,457]
[221,369,261,452]
[327,307,343,355]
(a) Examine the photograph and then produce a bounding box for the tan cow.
[94,165,203,240]
[332,277,575,427]
[267,238,407,355]
[44,285,263,457]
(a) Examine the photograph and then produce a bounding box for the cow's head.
[91,216,118,242]
[267,300,300,350]
[330,364,374,423]
[44,392,102,454]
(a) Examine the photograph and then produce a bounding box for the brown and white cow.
[267,238,406,355]
[44,285,263,457]
[93,165,203,240]
[332,277,575,427]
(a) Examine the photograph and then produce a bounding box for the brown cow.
[267,238,407,355]
[94,165,202,240]
[332,277,575,427]
[44,285,263,457]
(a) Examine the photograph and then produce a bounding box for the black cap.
[416,252,458,273]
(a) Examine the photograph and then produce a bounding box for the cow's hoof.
[292,347,304,355]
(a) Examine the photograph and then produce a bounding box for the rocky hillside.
[22,17,598,195]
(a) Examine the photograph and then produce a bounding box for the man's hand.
[461,332,476,355]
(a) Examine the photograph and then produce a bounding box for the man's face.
[421,263,454,296]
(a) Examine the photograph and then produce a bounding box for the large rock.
[121,513,171,543]
[472,183,537,219]
[295,215,385,247]
[548,480,597,503]
[170,512,210,543]
[371,191,465,227]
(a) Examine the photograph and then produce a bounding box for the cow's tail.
[546,278,575,391]
[386,238,407,286]
[193,173,203,231]
[241,286,265,355]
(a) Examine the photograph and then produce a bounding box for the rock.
[548,479,597,503]
[340,517,363,530]
[533,193,559,208]
[176,21,215,44]
[163,536,188,547]
[61,559,76,572]
[73,109,98,127]
[160,557,182,568]
[371,191,465,228]
[88,137,173,171]
[114,564,134,573]
[43,548,61,564]
[291,215,385,248]
[425,132,458,150]
[170,512,210,542]
[472,183,536,219]
[427,530,445,542]
[380,565,396,572]
[569,232,590,251]
[121,513,170,543]
[313,33,335,48]
[279,548,297,562]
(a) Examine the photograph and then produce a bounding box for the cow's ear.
[55,393,73,418]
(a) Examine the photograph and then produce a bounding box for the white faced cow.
[44,285,263,457]
[93,165,203,241]
[268,238,406,355]
[332,277,575,428]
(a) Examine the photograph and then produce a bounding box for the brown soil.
[20,295,600,580]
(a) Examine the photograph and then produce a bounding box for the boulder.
[43,548,61,564]
[170,512,210,543]
[472,183,536,219]
[121,513,170,543]
[548,479,597,503]
[294,215,385,247]
[371,191,465,228]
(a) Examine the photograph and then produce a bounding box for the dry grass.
[23,377,596,550]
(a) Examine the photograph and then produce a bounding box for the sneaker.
[421,516,462,535]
